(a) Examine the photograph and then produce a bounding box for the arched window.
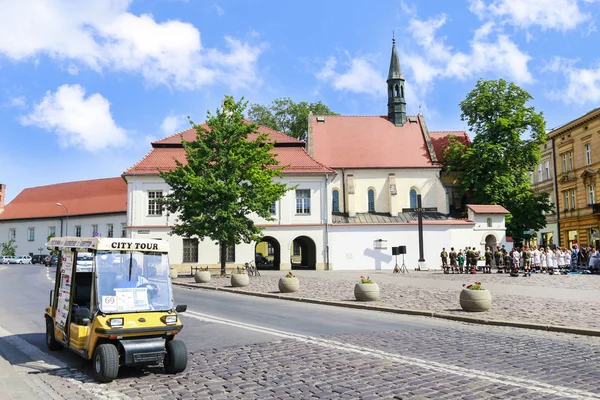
[332,189,340,213]
[394,85,399,97]
[368,189,375,212]
[409,189,417,208]
[401,85,404,98]
[487,217,492,228]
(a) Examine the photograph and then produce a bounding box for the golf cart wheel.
[164,339,187,374]
[92,343,120,382]
[45,319,62,351]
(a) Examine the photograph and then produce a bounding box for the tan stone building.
[531,141,559,247]
[548,107,600,249]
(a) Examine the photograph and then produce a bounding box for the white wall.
[0,213,126,256]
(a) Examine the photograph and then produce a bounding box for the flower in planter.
[284,271,295,278]
[199,266,208,271]
[234,266,247,274]
[360,275,373,284]
[462,281,484,290]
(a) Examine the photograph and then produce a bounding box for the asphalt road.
[1,264,600,399]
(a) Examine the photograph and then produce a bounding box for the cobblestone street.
[174,270,600,330]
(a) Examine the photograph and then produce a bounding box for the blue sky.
[1,0,600,203]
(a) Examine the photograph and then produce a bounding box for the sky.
[1,0,600,203]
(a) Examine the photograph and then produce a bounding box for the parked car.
[12,255,32,264]
[0,256,14,264]
[76,252,93,272]
[32,254,49,264]
[45,255,59,267]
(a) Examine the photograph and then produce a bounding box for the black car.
[32,254,49,264]
[44,255,58,266]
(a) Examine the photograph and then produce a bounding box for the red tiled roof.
[311,115,437,168]
[429,131,471,161]
[123,147,334,175]
[152,120,303,146]
[0,178,126,221]
[467,204,510,214]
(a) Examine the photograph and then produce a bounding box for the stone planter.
[231,273,249,287]
[169,268,178,279]
[459,289,492,312]
[194,270,211,283]
[278,277,299,293]
[354,283,380,301]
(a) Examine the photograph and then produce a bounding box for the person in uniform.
[494,246,502,273]
[449,247,458,274]
[484,247,492,273]
[440,248,449,273]
[522,246,531,277]
[457,250,465,273]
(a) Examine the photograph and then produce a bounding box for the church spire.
[387,38,407,126]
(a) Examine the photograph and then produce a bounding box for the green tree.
[159,96,290,275]
[247,97,337,140]
[1,239,17,256]
[443,79,553,239]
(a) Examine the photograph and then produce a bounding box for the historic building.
[530,141,559,247]
[548,107,600,249]
[0,178,127,256]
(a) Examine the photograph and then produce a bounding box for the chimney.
[0,184,5,214]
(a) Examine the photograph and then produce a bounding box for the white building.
[0,179,127,257]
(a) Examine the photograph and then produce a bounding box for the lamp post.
[56,203,69,237]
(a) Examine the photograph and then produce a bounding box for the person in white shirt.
[533,246,541,272]
[540,248,547,272]
[556,247,564,273]
[563,248,571,271]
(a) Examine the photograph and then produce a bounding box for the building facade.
[530,141,559,247]
[548,107,600,249]
[0,178,127,257]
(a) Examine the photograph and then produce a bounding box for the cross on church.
[402,194,437,264]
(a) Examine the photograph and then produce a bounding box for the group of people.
[440,244,600,277]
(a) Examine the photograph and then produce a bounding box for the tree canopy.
[442,79,553,240]
[159,96,290,275]
[0,239,17,256]
[247,97,337,140]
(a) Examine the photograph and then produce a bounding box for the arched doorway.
[290,236,316,270]
[255,236,280,270]
[485,234,497,251]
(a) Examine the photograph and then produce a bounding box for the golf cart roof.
[47,236,169,252]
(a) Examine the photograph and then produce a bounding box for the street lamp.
[56,203,69,237]
[38,247,43,255]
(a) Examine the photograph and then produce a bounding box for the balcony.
[593,203,600,214]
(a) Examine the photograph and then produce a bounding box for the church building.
[122,39,508,272]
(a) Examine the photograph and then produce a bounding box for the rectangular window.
[148,191,163,216]
[564,192,569,210]
[571,190,576,209]
[48,226,56,237]
[267,243,274,255]
[544,161,550,180]
[107,224,114,238]
[9,229,15,240]
[75,226,82,237]
[585,144,592,165]
[121,223,127,238]
[219,244,235,262]
[28,228,34,241]
[270,202,277,215]
[589,185,595,205]
[537,164,542,182]
[293,242,301,256]
[92,224,98,236]
[562,154,567,173]
[569,152,573,170]
[182,239,198,263]
[295,189,311,214]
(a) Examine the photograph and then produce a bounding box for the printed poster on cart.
[55,252,73,331]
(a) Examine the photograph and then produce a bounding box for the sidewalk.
[174,269,600,333]
[0,339,41,400]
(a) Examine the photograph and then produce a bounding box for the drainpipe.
[341,168,347,214]
[551,137,561,246]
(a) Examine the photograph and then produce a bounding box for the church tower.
[387,38,406,126]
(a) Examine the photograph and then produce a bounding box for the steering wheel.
[137,283,160,298]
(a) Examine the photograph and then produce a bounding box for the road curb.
[173,282,600,337]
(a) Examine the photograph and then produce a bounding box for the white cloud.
[214,5,224,16]
[0,0,263,90]
[10,96,26,108]
[471,0,593,31]
[404,14,533,86]
[21,84,129,151]
[546,57,600,104]
[67,64,79,75]
[316,56,385,97]
[161,114,189,135]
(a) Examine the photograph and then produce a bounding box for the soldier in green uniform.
[449,247,458,274]
[457,250,465,273]
[484,246,493,273]
[522,246,532,277]
[494,246,503,273]
[503,249,511,273]
[440,248,449,273]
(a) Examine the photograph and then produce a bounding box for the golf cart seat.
[72,273,93,325]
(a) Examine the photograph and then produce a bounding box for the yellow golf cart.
[44,237,188,382]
